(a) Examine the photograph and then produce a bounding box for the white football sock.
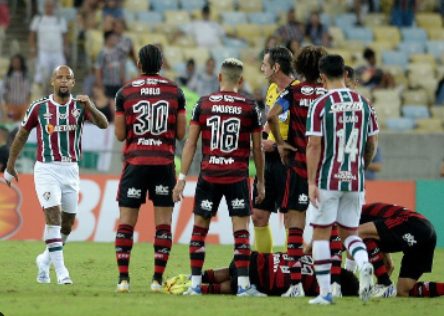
[313,240,332,296]
[45,225,66,276]
[344,235,369,271]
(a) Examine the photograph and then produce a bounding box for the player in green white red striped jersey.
[4,65,108,285]
[305,55,379,305]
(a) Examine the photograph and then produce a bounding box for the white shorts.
[34,161,79,213]
[308,189,363,230]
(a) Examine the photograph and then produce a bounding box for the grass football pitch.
[1,241,444,316]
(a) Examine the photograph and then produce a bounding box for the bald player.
[4,65,108,285]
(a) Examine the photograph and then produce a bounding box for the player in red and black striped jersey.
[173,58,266,297]
[114,44,187,293]
[4,65,108,285]
[164,251,359,297]
[353,203,440,298]
[267,46,327,298]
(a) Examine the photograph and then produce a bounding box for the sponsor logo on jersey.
[402,233,417,247]
[298,194,309,204]
[316,88,327,95]
[127,187,141,199]
[72,109,81,118]
[211,104,242,114]
[43,192,51,201]
[132,79,145,87]
[224,95,235,103]
[137,138,163,146]
[231,198,245,209]
[141,87,161,95]
[301,86,314,95]
[155,185,169,196]
[209,156,235,165]
[329,101,363,113]
[58,113,69,120]
[201,200,213,211]
[45,124,54,134]
[43,112,53,121]
[299,99,316,107]
[209,95,223,102]
[48,125,78,133]
[333,171,357,182]
[146,78,168,84]
[61,156,73,162]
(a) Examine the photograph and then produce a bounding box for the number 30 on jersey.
[132,100,169,135]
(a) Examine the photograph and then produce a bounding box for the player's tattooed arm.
[364,134,378,170]
[5,127,31,185]
[76,95,109,129]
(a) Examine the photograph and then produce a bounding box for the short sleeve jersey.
[22,94,93,163]
[190,92,263,184]
[306,88,379,191]
[115,74,186,166]
[275,82,327,178]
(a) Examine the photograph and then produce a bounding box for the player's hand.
[4,166,19,187]
[255,181,265,204]
[76,95,93,111]
[262,140,276,153]
[277,142,297,165]
[309,183,320,208]
[172,180,186,203]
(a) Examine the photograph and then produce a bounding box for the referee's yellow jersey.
[266,80,299,142]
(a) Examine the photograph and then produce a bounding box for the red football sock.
[287,227,303,285]
[153,224,172,282]
[115,224,134,280]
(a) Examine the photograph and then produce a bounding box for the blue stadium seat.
[334,13,356,29]
[223,37,249,49]
[397,41,426,55]
[136,11,163,25]
[211,47,240,68]
[220,12,248,25]
[344,27,373,43]
[248,12,276,25]
[426,40,444,59]
[262,0,293,15]
[151,0,178,12]
[180,0,205,11]
[382,51,408,69]
[385,118,416,131]
[60,7,77,22]
[123,9,136,23]
[402,105,431,119]
[400,28,428,43]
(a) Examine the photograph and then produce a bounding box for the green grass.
[1,241,444,316]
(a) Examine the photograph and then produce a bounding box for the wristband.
[179,173,187,181]
[4,169,14,183]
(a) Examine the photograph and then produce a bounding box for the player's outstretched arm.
[4,127,31,186]
[252,131,265,204]
[76,95,109,129]
[172,124,200,202]
[364,134,378,170]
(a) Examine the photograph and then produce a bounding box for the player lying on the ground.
[162,251,359,296]
[348,202,442,298]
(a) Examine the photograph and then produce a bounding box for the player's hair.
[319,54,345,80]
[363,48,376,60]
[264,46,293,76]
[340,268,359,296]
[221,58,243,84]
[293,45,328,83]
[138,44,163,74]
[345,65,355,82]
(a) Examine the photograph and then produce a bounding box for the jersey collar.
[49,94,73,107]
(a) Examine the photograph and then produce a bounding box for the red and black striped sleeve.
[115,87,125,116]
[251,102,264,133]
[177,87,186,114]
[190,98,202,126]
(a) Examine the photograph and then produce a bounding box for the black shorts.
[374,217,437,280]
[193,176,251,219]
[252,153,287,213]
[105,85,121,98]
[117,163,175,208]
[280,167,309,213]
[229,252,260,294]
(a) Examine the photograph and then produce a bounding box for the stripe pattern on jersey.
[306,89,379,192]
[361,203,427,223]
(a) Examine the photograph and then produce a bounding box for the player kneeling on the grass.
[173,58,266,297]
[163,251,359,297]
[4,65,108,285]
[348,203,441,298]
[114,44,187,293]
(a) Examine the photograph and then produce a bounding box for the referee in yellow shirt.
[252,47,298,253]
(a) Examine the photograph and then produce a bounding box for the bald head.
[220,58,243,85]
[51,65,75,99]
[53,65,74,78]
